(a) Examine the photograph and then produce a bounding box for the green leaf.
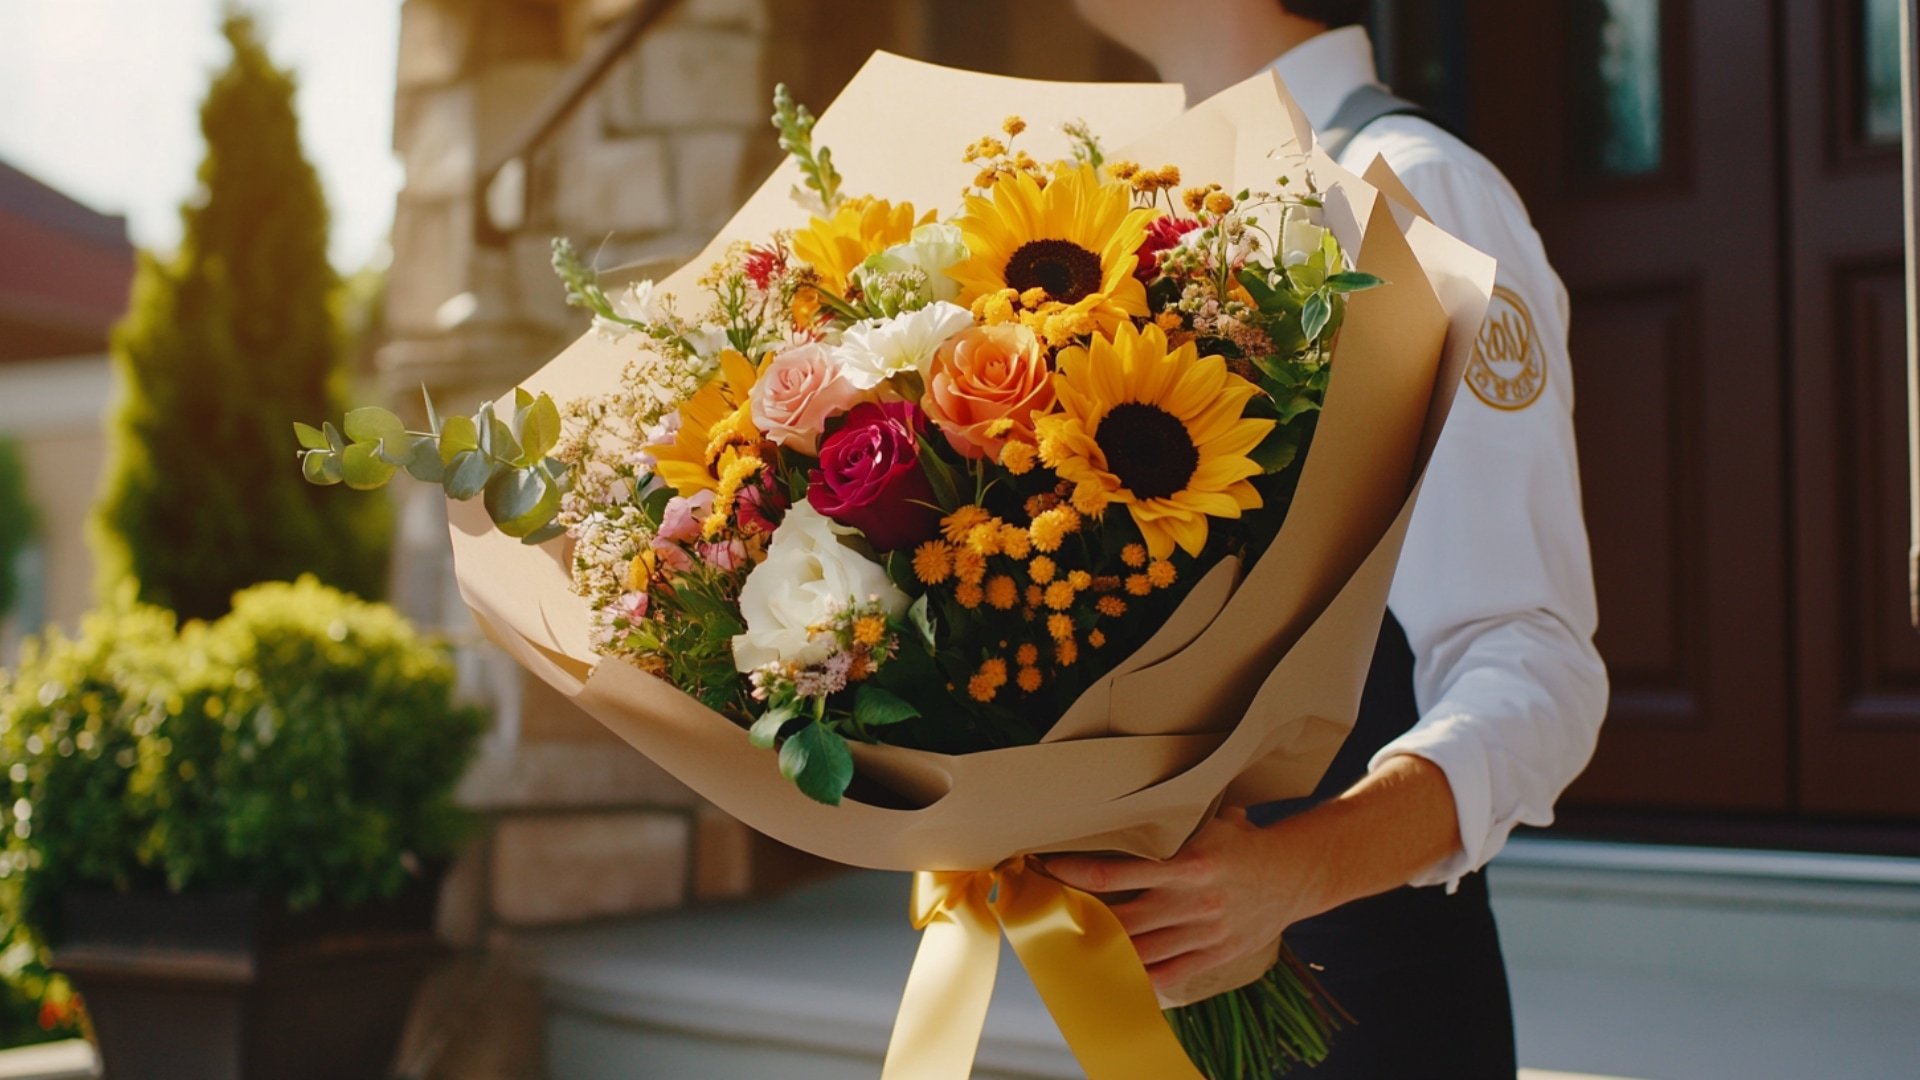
[300,450,343,485]
[519,393,562,462]
[915,434,962,511]
[340,441,399,491]
[1250,428,1301,474]
[1326,271,1386,293]
[483,466,561,538]
[439,415,479,464]
[906,594,936,652]
[748,702,800,749]
[422,384,441,433]
[393,435,446,484]
[854,685,920,729]
[779,723,854,806]
[1302,291,1333,342]
[344,406,406,447]
[444,449,492,500]
[487,411,523,466]
[521,520,566,546]
[293,422,329,451]
[322,420,346,453]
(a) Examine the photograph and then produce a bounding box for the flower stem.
[1165,940,1350,1078]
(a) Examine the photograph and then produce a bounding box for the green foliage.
[297,386,572,544]
[0,578,486,951]
[0,439,36,622]
[92,12,390,622]
[771,84,843,211]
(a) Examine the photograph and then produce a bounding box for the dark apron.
[1251,614,1518,1079]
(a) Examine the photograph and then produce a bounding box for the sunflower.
[1033,322,1272,560]
[948,164,1153,336]
[652,349,764,497]
[790,197,933,299]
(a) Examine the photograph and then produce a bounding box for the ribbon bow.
[882,858,1205,1080]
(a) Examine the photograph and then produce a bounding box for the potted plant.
[0,577,486,1078]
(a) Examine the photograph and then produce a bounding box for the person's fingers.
[1042,854,1181,894]
[1129,921,1229,967]
[1106,889,1188,937]
[1145,944,1235,997]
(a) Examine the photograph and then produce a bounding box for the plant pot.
[48,875,445,1080]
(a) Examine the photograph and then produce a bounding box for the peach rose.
[923,324,1054,460]
[749,342,864,455]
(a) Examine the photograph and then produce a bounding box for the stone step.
[0,1040,99,1080]
[528,839,1920,1080]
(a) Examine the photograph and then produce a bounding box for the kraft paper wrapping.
[447,54,1495,881]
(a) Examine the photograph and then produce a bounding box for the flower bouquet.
[298,54,1493,1080]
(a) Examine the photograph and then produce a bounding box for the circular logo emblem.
[1466,285,1547,411]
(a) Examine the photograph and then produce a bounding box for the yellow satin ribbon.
[882,859,1205,1080]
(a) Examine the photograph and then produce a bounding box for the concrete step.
[527,839,1920,1080]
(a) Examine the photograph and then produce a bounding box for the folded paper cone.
[448,53,1496,878]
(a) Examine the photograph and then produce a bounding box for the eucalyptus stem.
[1166,940,1350,1078]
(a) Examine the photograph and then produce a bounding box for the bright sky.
[0,0,403,272]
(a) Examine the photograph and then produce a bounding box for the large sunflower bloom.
[791,197,933,298]
[652,350,764,497]
[1034,322,1272,559]
[949,165,1153,336]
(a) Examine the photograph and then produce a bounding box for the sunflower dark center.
[1096,402,1198,502]
[1004,239,1104,303]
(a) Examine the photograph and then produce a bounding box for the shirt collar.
[1267,25,1383,132]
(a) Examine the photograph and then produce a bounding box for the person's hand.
[1043,806,1334,1002]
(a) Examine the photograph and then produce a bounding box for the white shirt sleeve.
[1342,117,1611,891]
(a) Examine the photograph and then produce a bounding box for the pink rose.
[750,342,864,455]
[696,539,748,571]
[923,324,1055,460]
[807,401,939,552]
[650,538,696,575]
[735,481,785,536]
[658,489,715,543]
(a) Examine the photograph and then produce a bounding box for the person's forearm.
[1268,754,1463,918]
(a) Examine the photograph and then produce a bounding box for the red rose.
[808,401,940,552]
[1135,214,1202,282]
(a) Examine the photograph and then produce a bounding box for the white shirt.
[1270,28,1610,891]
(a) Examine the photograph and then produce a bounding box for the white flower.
[1282,209,1330,269]
[613,280,667,323]
[835,301,974,390]
[857,223,969,304]
[731,501,909,672]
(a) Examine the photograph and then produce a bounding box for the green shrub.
[0,438,35,623]
[91,13,390,622]
[0,578,486,945]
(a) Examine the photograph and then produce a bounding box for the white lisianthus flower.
[613,279,667,323]
[1281,210,1330,269]
[836,301,974,390]
[858,223,969,304]
[731,501,909,672]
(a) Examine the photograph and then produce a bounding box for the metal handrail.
[472,0,685,247]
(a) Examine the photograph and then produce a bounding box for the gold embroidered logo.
[1466,285,1546,411]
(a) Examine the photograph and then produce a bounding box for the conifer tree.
[93,12,389,621]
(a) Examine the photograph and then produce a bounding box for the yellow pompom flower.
[1028,507,1081,554]
[986,575,1019,610]
[1088,629,1107,649]
[913,541,955,585]
[999,524,1032,559]
[956,581,985,609]
[1043,581,1077,611]
[949,165,1152,337]
[1047,613,1075,642]
[954,548,988,586]
[1125,574,1153,597]
[1096,595,1127,617]
[1016,642,1040,666]
[1000,440,1038,476]
[1055,636,1080,666]
[1034,322,1272,559]
[1067,570,1093,591]
[968,673,1000,702]
[942,506,993,543]
[966,522,1004,557]
[853,616,888,647]
[1017,665,1044,693]
[978,657,1009,687]
[651,350,764,497]
[1025,584,1045,608]
[1148,560,1177,588]
[791,197,933,298]
[1028,556,1057,584]
[1121,543,1148,568]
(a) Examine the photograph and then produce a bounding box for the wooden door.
[1431,0,1795,811]
[1783,0,1920,818]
